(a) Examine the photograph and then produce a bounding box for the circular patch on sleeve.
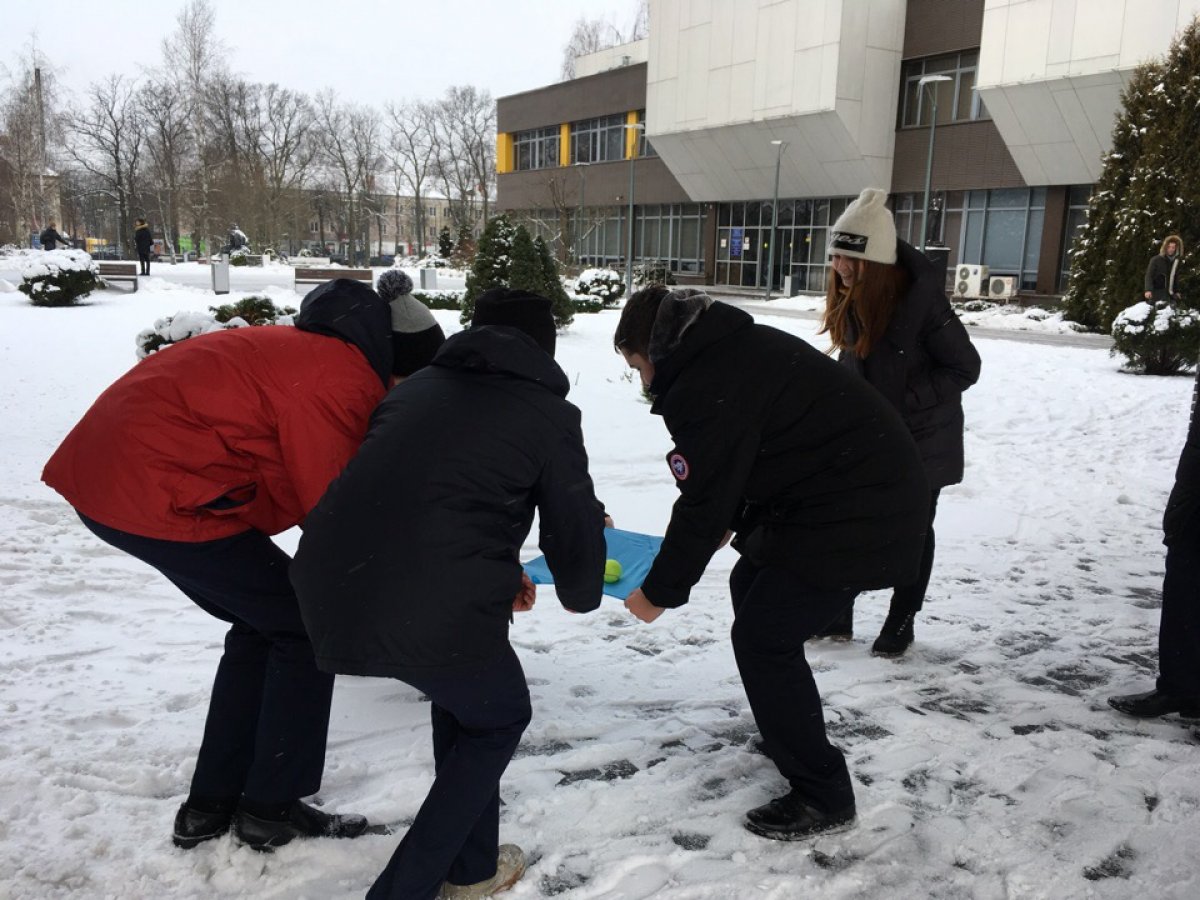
[668,453,690,481]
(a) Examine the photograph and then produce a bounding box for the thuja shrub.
[574,268,624,306]
[210,295,296,326]
[1111,300,1200,375]
[18,249,101,307]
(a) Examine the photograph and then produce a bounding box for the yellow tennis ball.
[604,559,623,583]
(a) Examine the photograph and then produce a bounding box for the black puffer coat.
[838,240,981,489]
[1164,366,1200,545]
[291,325,606,677]
[640,301,930,608]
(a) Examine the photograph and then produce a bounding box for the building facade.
[496,0,1200,296]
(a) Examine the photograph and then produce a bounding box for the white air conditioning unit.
[988,275,1017,300]
[953,264,989,299]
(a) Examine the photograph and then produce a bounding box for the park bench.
[97,261,139,293]
[288,256,331,267]
[293,267,374,291]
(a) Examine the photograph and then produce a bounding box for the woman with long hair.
[818,188,982,656]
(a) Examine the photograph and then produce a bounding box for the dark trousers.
[137,250,151,275]
[844,487,940,620]
[729,558,857,813]
[1158,513,1200,697]
[78,514,332,805]
[368,647,532,900]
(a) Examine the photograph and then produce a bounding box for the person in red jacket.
[41,278,442,852]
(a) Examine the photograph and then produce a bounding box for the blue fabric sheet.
[523,527,664,599]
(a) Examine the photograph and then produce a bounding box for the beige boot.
[438,844,527,898]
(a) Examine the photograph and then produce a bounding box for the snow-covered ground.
[1,266,1197,899]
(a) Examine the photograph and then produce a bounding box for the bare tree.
[314,92,382,263]
[430,85,495,237]
[161,0,226,256]
[0,49,67,243]
[559,16,624,80]
[139,78,191,259]
[254,85,316,252]
[384,99,437,255]
[64,75,146,256]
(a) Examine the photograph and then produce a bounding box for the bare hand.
[513,572,536,612]
[625,587,665,623]
[603,515,614,528]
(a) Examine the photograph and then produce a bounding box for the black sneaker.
[744,791,856,841]
[813,607,854,641]
[871,609,915,657]
[1108,689,1200,719]
[172,803,233,849]
[233,800,370,852]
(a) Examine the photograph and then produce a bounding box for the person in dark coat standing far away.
[134,218,154,275]
[615,286,929,841]
[1109,364,1200,720]
[292,288,607,900]
[817,188,981,656]
[41,278,445,854]
[39,220,70,250]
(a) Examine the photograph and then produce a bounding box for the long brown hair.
[820,259,910,358]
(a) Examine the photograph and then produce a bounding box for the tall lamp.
[918,74,952,254]
[765,139,787,300]
[624,122,645,300]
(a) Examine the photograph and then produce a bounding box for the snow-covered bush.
[209,295,296,326]
[633,260,676,288]
[136,311,230,358]
[229,247,252,267]
[955,299,998,313]
[137,298,295,358]
[411,289,463,310]
[574,268,624,306]
[1111,300,1200,375]
[17,249,100,307]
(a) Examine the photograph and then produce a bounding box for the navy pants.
[1158,513,1200,697]
[78,514,332,806]
[368,646,532,900]
[729,558,857,813]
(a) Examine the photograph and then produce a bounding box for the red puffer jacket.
[43,279,392,542]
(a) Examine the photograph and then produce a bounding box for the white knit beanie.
[829,188,897,265]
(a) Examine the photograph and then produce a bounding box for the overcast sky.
[5,0,638,108]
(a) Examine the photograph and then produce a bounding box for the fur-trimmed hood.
[647,288,714,363]
[1160,234,1184,256]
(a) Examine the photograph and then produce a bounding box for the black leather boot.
[871,608,915,657]
[233,800,370,852]
[744,790,856,841]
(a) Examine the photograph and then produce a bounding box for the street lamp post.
[765,139,787,300]
[918,74,952,254]
[624,122,645,300]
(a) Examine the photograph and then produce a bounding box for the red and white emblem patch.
[668,453,690,481]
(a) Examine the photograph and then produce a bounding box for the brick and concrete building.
[496,0,1200,297]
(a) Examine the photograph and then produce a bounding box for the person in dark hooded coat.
[292,288,606,900]
[1109,366,1200,720]
[614,286,929,842]
[819,188,981,657]
[1144,234,1184,304]
[41,278,440,854]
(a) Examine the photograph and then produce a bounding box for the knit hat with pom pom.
[378,269,445,377]
[828,188,898,265]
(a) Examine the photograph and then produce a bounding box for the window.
[635,110,657,158]
[569,114,626,164]
[1058,184,1093,291]
[899,51,989,128]
[513,126,560,171]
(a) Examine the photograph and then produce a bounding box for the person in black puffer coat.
[291,288,606,900]
[1144,234,1184,304]
[615,286,929,842]
[818,188,982,657]
[1109,364,1200,720]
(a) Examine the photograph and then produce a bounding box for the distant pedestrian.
[817,188,981,657]
[1145,235,1184,303]
[134,219,153,275]
[39,221,70,251]
[1109,366,1200,721]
